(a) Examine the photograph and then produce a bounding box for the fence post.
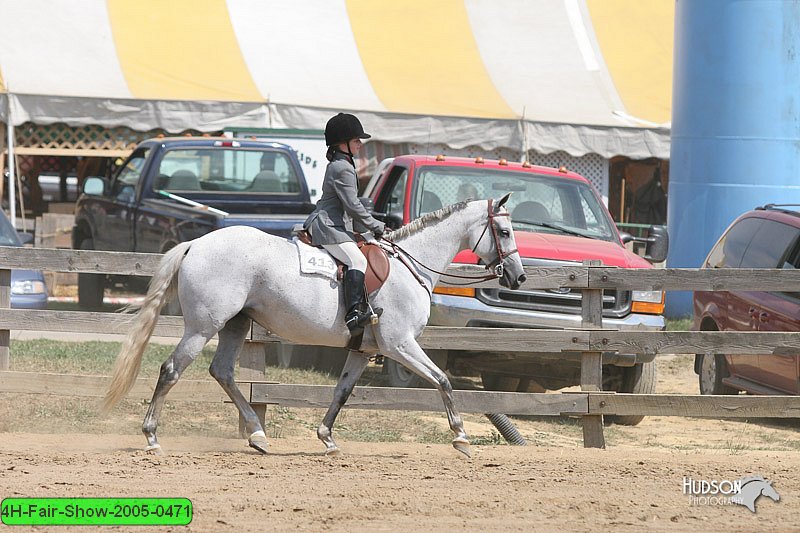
[580,260,605,448]
[0,268,9,370]
[238,340,268,438]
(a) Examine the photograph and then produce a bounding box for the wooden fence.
[1,245,800,449]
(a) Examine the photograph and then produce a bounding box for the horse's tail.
[100,241,193,414]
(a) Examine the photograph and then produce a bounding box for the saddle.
[295,229,390,293]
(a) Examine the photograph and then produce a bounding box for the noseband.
[471,198,518,277]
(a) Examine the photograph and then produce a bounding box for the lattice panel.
[406,142,523,163]
[346,141,611,203]
[11,122,216,152]
[528,150,608,199]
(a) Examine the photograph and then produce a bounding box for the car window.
[155,148,302,193]
[783,242,800,300]
[739,220,800,268]
[112,148,150,201]
[705,217,763,268]
[413,166,617,241]
[0,211,21,246]
[375,166,408,218]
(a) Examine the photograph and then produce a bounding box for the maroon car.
[694,204,800,395]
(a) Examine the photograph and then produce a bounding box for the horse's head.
[761,481,780,502]
[469,194,526,290]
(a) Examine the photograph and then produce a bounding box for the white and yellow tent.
[0,0,672,158]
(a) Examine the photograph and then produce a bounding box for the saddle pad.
[293,237,338,280]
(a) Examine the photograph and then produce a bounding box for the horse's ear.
[496,192,512,210]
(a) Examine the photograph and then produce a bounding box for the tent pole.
[5,96,15,228]
[520,107,528,163]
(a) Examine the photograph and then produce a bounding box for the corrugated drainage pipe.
[485,413,527,445]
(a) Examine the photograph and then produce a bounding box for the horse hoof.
[325,446,342,457]
[452,438,471,458]
[248,431,270,455]
[144,444,163,456]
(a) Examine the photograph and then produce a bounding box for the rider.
[303,113,386,335]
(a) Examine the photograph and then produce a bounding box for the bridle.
[381,199,518,287]
[470,198,518,279]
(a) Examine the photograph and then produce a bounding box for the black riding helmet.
[325,113,371,147]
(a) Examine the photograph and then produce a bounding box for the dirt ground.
[2,342,800,530]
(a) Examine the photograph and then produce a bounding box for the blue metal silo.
[667,0,800,316]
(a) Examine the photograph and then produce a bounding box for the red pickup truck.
[363,155,669,425]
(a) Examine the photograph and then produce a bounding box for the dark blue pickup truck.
[72,136,315,308]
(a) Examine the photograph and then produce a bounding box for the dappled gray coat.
[303,152,384,245]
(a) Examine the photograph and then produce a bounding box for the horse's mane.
[385,201,469,240]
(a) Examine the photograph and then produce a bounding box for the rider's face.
[343,138,363,154]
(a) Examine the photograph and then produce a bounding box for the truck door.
[749,221,800,394]
[95,148,150,251]
[372,164,410,229]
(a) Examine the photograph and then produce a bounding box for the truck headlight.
[12,280,47,295]
[631,290,664,314]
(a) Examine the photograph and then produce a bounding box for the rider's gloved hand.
[372,221,385,239]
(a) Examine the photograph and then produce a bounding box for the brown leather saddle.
[296,230,390,293]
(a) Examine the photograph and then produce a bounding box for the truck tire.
[481,373,522,392]
[309,346,348,376]
[698,353,737,395]
[609,361,657,426]
[77,238,104,309]
[385,358,428,388]
[481,373,546,393]
[385,350,447,388]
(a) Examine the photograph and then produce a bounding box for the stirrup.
[346,312,372,332]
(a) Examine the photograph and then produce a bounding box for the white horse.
[101,195,526,458]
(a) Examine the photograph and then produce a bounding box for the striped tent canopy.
[0,0,673,158]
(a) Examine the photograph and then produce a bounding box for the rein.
[381,199,515,287]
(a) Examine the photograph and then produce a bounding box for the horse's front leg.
[317,351,370,456]
[384,338,470,458]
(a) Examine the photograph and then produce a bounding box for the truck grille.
[476,258,632,318]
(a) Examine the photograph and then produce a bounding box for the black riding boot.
[344,269,381,334]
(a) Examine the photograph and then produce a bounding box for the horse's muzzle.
[500,271,526,290]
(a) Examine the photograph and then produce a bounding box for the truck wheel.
[609,361,657,426]
[481,373,522,392]
[77,238,104,309]
[385,350,447,388]
[270,344,317,370]
[481,373,546,393]
[385,358,428,388]
[309,347,348,376]
[699,354,737,395]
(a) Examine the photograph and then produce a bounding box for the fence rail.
[1,246,799,449]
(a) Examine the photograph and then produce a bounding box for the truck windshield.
[415,166,617,242]
[153,148,302,194]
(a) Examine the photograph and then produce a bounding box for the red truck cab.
[364,155,668,425]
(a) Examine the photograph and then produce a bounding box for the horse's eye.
[500,230,510,237]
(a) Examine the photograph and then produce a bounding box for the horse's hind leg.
[142,331,213,454]
[208,314,270,454]
[383,338,471,457]
[317,351,370,456]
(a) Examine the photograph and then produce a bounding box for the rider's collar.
[330,150,354,166]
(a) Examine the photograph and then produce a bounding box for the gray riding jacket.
[303,152,385,245]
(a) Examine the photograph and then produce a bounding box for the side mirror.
[619,231,634,245]
[16,231,33,245]
[359,197,375,211]
[644,225,669,263]
[386,212,404,230]
[83,176,107,196]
